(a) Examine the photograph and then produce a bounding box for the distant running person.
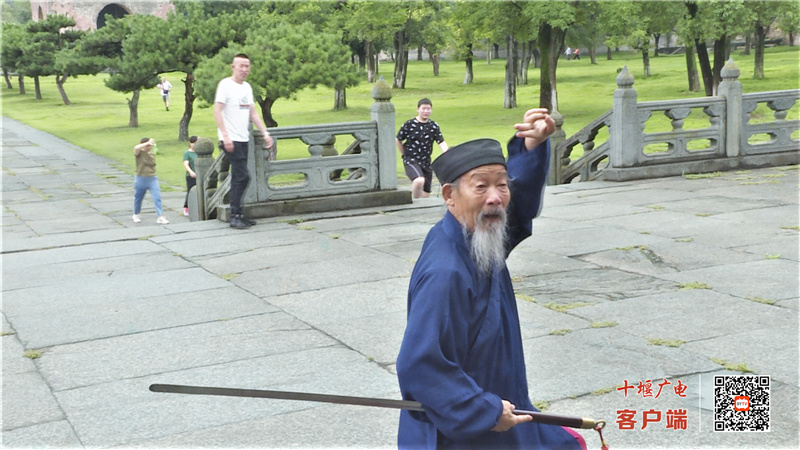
[158,77,172,111]
[396,98,448,198]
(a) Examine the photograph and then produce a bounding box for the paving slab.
[513,267,677,304]
[0,420,83,449]
[37,312,333,391]
[569,289,795,344]
[232,251,413,298]
[194,232,368,275]
[659,258,799,301]
[116,403,398,449]
[2,370,65,431]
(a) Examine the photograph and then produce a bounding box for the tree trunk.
[538,23,564,112]
[492,43,499,59]
[653,33,661,57]
[503,34,517,109]
[712,35,728,94]
[56,73,71,105]
[34,76,42,100]
[753,25,766,79]
[589,43,597,64]
[366,41,375,83]
[686,2,713,96]
[642,48,651,77]
[417,46,423,61]
[743,33,751,55]
[606,47,612,60]
[463,43,474,85]
[18,74,25,94]
[685,44,702,92]
[401,49,409,88]
[431,54,440,76]
[128,89,139,128]
[334,87,346,110]
[392,30,408,89]
[179,74,195,141]
[258,96,278,128]
[694,38,714,96]
[3,68,12,89]
[519,40,533,85]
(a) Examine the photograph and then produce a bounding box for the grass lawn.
[2,46,798,188]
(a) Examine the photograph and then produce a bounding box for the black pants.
[184,175,197,208]
[221,141,250,216]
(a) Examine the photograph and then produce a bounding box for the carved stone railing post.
[370,76,397,190]
[718,58,742,158]
[610,66,639,169]
[191,137,215,221]
[547,109,565,185]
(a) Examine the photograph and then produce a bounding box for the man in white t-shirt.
[158,77,172,111]
[213,53,273,229]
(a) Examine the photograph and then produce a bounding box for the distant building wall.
[29,0,174,30]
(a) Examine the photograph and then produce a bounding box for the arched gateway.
[29,0,173,30]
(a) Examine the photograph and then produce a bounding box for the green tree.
[417,1,451,77]
[52,27,96,105]
[1,0,31,24]
[123,2,248,140]
[266,1,361,110]
[98,14,163,127]
[194,20,362,128]
[775,2,799,47]
[682,0,752,95]
[603,1,682,78]
[746,1,794,78]
[345,1,404,83]
[18,13,77,100]
[1,22,26,91]
[524,1,576,112]
[449,1,493,85]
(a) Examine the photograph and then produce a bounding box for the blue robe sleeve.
[397,246,503,440]
[504,136,550,254]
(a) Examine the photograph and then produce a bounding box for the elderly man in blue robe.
[396,108,586,449]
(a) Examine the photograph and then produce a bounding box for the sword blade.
[149,384,425,411]
[149,384,600,429]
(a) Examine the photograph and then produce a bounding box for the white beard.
[465,207,508,275]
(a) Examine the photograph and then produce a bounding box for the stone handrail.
[742,90,800,155]
[553,58,799,184]
[553,109,613,184]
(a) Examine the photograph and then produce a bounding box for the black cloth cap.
[431,138,506,184]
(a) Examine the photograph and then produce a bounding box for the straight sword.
[149,383,603,430]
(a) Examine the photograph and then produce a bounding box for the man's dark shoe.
[241,215,257,226]
[230,215,250,229]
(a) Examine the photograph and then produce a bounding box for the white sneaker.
[156,216,169,224]
[132,214,141,223]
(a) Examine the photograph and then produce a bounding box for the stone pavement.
[2,116,798,449]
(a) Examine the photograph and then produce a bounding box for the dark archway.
[97,3,129,28]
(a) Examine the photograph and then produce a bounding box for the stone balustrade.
[550,58,799,184]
